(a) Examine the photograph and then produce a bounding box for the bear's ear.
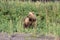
[30,12,34,14]
[28,12,34,16]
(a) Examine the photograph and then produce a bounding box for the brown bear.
[24,12,37,28]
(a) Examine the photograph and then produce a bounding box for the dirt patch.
[0,33,59,40]
[0,32,10,40]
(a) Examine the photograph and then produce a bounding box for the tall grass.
[0,1,60,36]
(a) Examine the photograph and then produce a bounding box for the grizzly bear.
[24,12,37,28]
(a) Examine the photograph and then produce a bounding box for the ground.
[0,32,59,40]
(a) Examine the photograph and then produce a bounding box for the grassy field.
[0,1,60,36]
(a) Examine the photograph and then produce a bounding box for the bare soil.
[0,32,59,40]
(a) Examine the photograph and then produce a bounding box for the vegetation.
[0,1,60,36]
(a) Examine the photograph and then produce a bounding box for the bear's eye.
[29,18,32,21]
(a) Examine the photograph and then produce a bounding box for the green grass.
[0,1,60,36]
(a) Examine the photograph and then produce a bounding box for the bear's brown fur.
[24,12,37,28]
